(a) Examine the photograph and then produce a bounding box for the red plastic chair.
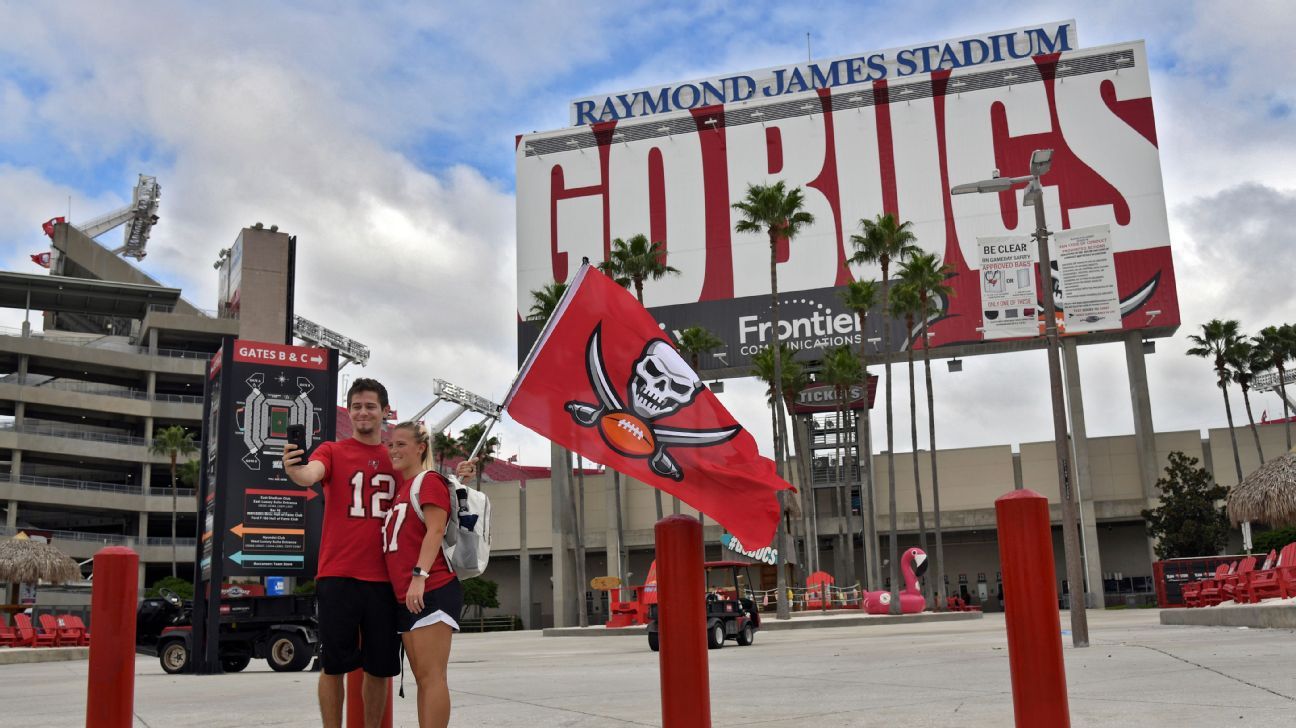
[61,615,92,646]
[1196,563,1234,607]
[0,622,19,647]
[1240,543,1296,604]
[37,614,75,646]
[1221,556,1257,603]
[13,615,56,647]
[54,614,86,646]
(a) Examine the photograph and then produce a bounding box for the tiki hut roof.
[1227,448,1296,528]
[0,534,82,584]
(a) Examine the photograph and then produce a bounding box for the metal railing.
[146,537,197,547]
[0,526,197,547]
[2,376,203,404]
[0,422,150,446]
[0,326,213,360]
[13,474,142,494]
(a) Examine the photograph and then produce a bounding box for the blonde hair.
[393,421,435,472]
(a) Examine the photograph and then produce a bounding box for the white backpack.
[411,470,491,579]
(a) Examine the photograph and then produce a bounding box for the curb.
[541,609,982,637]
[1160,601,1296,629]
[0,646,89,665]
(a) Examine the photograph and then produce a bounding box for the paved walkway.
[3,609,1293,726]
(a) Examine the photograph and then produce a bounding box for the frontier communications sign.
[517,22,1179,373]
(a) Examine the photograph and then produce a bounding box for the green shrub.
[293,579,316,595]
[1253,527,1296,555]
[145,576,194,599]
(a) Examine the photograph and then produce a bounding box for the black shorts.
[316,577,401,677]
[396,579,464,633]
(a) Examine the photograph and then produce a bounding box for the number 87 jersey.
[382,471,455,599]
[309,438,398,582]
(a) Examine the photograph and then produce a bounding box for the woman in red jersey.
[381,421,470,728]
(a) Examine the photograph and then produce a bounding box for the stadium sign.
[518,26,1179,370]
[570,21,1077,125]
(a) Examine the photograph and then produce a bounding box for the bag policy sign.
[977,235,1038,340]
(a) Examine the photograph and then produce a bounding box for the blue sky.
[1,1,1293,464]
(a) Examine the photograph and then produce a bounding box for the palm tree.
[598,234,681,518]
[530,281,590,627]
[898,252,954,608]
[1228,340,1266,464]
[527,281,567,323]
[822,345,862,586]
[597,234,680,304]
[456,423,500,488]
[734,181,815,621]
[752,344,812,575]
[432,431,462,475]
[151,425,197,578]
[1187,320,1246,483]
[849,213,919,614]
[888,282,931,604]
[1255,325,1295,451]
[674,325,724,532]
[675,326,724,373]
[178,459,201,490]
[839,279,881,588]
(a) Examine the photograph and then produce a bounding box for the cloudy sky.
[1,1,1293,467]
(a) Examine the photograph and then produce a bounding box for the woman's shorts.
[396,578,464,633]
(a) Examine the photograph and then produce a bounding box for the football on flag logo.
[565,325,739,481]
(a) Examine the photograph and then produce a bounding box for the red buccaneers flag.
[505,264,791,547]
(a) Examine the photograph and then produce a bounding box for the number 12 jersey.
[310,438,397,582]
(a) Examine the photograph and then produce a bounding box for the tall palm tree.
[527,281,567,323]
[432,431,462,475]
[839,279,881,588]
[530,281,590,626]
[849,213,919,614]
[674,325,724,532]
[150,425,197,578]
[1228,340,1266,464]
[1255,325,1295,451]
[1187,320,1246,483]
[898,252,954,607]
[888,282,931,604]
[598,234,681,517]
[752,343,811,576]
[675,326,724,373]
[822,345,862,585]
[734,182,815,621]
[456,423,500,488]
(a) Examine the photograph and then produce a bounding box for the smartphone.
[286,424,307,454]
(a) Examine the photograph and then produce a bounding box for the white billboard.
[517,35,1178,365]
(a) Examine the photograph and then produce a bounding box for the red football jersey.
[310,438,398,581]
[382,471,455,601]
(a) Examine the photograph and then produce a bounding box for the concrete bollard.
[345,669,393,728]
[85,546,139,728]
[995,489,1071,727]
[655,514,711,728]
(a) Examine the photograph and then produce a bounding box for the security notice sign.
[1053,224,1121,334]
[977,235,1037,340]
[198,339,336,579]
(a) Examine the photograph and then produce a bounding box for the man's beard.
[353,420,376,434]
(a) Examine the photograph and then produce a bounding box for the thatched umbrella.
[0,533,82,584]
[1227,448,1296,528]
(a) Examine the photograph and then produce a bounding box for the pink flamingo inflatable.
[863,547,928,615]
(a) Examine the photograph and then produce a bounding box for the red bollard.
[995,489,1071,727]
[85,546,139,728]
[655,515,711,728]
[344,669,393,728]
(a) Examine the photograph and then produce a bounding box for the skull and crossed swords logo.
[564,324,740,481]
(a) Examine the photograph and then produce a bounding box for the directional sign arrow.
[230,523,306,537]
[229,551,305,566]
[246,487,318,501]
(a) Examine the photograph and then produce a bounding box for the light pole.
[952,149,1090,648]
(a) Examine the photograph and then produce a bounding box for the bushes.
[145,576,194,599]
[1253,527,1296,555]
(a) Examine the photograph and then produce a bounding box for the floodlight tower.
[70,174,162,260]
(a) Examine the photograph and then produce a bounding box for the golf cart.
[137,588,319,674]
[647,561,761,651]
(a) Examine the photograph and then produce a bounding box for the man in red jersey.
[282,378,401,728]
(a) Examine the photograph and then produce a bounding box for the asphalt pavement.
[4,609,1293,726]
